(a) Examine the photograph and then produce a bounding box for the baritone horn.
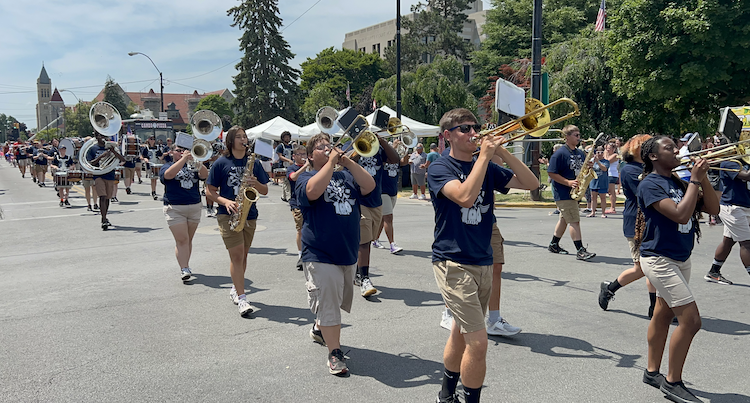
[316,106,340,135]
[191,110,222,141]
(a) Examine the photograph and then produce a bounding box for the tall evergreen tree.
[228,0,301,127]
[102,76,129,119]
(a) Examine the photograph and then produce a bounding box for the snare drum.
[83,172,94,181]
[67,170,83,182]
[54,172,71,188]
[151,163,164,178]
[114,167,123,183]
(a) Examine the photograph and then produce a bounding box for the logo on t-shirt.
[461,190,490,225]
[359,156,381,177]
[668,188,692,233]
[324,178,355,215]
[384,162,399,177]
[176,166,197,189]
[570,154,584,176]
[227,166,244,196]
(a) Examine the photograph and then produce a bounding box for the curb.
[495,201,626,209]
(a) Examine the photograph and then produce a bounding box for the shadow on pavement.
[372,285,444,307]
[496,332,641,369]
[502,271,594,293]
[396,249,433,259]
[187,274,265,295]
[609,310,750,336]
[503,240,544,248]
[693,390,750,403]
[346,348,443,388]
[250,247,297,257]
[110,225,160,233]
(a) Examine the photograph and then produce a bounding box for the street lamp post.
[60,89,80,103]
[128,52,164,113]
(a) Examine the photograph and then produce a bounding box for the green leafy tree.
[35,128,61,143]
[300,84,340,124]
[373,55,477,125]
[300,47,386,109]
[607,0,750,135]
[228,0,301,127]
[195,94,234,121]
[62,102,95,138]
[102,76,129,118]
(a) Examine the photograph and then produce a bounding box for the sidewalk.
[498,188,626,209]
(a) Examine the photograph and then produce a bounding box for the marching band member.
[160,144,208,281]
[276,131,294,202]
[635,136,718,403]
[206,127,269,318]
[80,137,99,212]
[122,153,137,195]
[86,133,125,230]
[296,132,375,376]
[286,144,310,270]
[142,136,161,200]
[15,142,30,178]
[429,108,537,403]
[372,138,406,254]
[51,145,75,207]
[33,143,49,187]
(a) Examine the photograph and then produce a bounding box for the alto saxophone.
[570,132,605,201]
[229,151,260,232]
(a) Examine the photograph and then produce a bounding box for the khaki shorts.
[292,208,303,232]
[217,214,256,250]
[18,159,30,167]
[303,261,355,327]
[164,203,202,226]
[641,255,694,308]
[555,199,580,223]
[94,178,115,198]
[381,194,398,216]
[626,237,640,263]
[491,223,505,265]
[123,167,136,180]
[720,204,750,242]
[34,164,48,173]
[360,205,383,244]
[82,179,95,188]
[433,260,492,334]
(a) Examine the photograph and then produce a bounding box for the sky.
[0,0,491,130]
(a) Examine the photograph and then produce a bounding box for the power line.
[280,0,324,33]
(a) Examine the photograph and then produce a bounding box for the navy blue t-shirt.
[287,163,304,210]
[275,143,293,166]
[296,170,363,266]
[548,145,585,201]
[85,144,115,181]
[620,161,643,238]
[160,162,201,206]
[381,161,400,197]
[207,154,269,219]
[638,173,695,262]
[427,156,513,265]
[53,155,75,170]
[142,146,160,166]
[16,147,29,159]
[358,147,385,207]
[719,160,750,207]
[34,149,48,165]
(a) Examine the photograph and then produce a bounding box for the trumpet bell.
[191,110,222,141]
[316,106,340,135]
[352,130,380,158]
[89,102,122,137]
[520,98,550,137]
[386,117,404,135]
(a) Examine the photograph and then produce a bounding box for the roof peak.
[38,65,51,85]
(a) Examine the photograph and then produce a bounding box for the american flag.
[346,82,351,102]
[595,0,606,32]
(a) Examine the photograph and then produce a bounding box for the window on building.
[359,47,366,53]
[372,43,381,55]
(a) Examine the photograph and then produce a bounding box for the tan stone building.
[35,65,65,131]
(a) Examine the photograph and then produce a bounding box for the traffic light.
[13,122,19,129]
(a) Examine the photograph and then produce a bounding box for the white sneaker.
[418,194,426,200]
[237,297,253,317]
[486,318,521,336]
[389,242,403,254]
[180,267,192,281]
[440,309,453,330]
[361,277,377,297]
[229,287,239,305]
[371,240,385,249]
[409,194,418,199]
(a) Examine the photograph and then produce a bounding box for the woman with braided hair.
[635,136,719,403]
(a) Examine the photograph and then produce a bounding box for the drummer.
[142,136,162,200]
[51,145,75,207]
[122,154,136,195]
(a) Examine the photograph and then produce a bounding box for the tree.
[62,102,94,138]
[607,0,750,135]
[228,0,301,127]
[102,76,129,118]
[195,94,234,121]
[372,55,477,125]
[300,47,386,109]
[300,84,340,124]
[477,58,532,123]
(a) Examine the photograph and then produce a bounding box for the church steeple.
[36,64,54,131]
[38,64,51,85]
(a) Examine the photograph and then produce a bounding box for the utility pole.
[396,0,402,119]
[529,0,543,201]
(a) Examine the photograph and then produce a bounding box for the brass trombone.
[329,114,380,159]
[473,97,580,145]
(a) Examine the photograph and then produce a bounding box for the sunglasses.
[449,124,481,134]
[314,143,332,151]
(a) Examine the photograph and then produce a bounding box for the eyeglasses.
[449,124,481,134]
[314,143,332,151]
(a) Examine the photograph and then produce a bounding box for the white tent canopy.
[246,116,301,141]
[297,105,441,140]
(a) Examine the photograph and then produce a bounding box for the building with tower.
[36,65,65,132]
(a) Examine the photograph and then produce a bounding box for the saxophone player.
[547,125,596,261]
[206,126,269,318]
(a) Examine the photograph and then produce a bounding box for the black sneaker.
[660,380,701,403]
[111,197,118,203]
[152,191,157,200]
[87,205,93,212]
[93,204,99,211]
[328,349,348,376]
[598,281,615,310]
[576,247,596,261]
[436,392,461,403]
[704,271,733,285]
[101,221,110,231]
[64,200,71,207]
[281,196,288,202]
[59,200,64,207]
[126,187,131,195]
[32,177,37,183]
[643,370,665,389]
[138,178,143,184]
[548,243,569,254]
[309,324,325,346]
[296,257,303,271]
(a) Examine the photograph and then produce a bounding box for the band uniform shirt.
[141,146,159,168]
[358,147,385,208]
[620,161,643,238]
[52,155,75,171]
[16,146,29,159]
[159,162,201,206]
[122,156,136,169]
[296,170,363,266]
[207,154,269,220]
[637,173,695,262]
[286,163,304,210]
[160,145,173,163]
[719,161,750,208]
[85,144,116,181]
[428,156,513,266]
[275,143,293,168]
[382,160,400,197]
[33,148,48,165]
[548,145,585,201]
[589,159,610,191]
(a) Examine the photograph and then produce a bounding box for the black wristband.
[690,180,702,186]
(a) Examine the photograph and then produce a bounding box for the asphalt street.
[1,160,748,403]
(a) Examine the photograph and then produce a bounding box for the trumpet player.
[547,125,596,261]
[160,144,208,282]
[86,132,125,230]
[206,127,269,318]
